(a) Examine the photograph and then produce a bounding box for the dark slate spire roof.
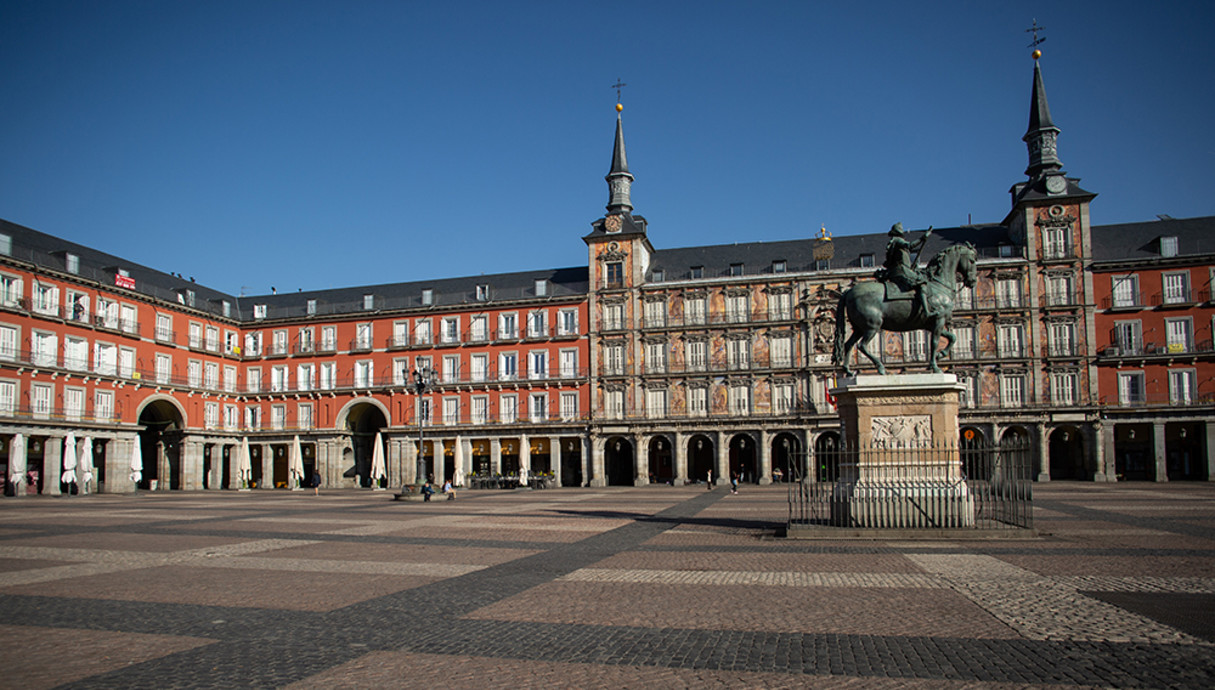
[1022,56,1063,178]
[605,110,635,215]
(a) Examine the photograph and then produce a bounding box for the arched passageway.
[345,403,387,487]
[687,435,714,484]
[138,400,184,490]
[729,434,757,483]
[770,433,801,482]
[647,436,673,484]
[605,436,634,486]
[815,432,841,482]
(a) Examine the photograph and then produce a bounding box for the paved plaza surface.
[0,483,1212,689]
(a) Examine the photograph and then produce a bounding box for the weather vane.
[611,79,627,104]
[1025,19,1046,50]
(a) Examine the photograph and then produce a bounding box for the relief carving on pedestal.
[871,415,932,449]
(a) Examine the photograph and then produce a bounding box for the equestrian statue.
[832,223,978,376]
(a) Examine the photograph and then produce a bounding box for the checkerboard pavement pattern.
[0,483,1212,688]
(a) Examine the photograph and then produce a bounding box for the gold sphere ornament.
[1032,49,1042,60]
[616,103,623,112]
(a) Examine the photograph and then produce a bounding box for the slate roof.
[1090,215,1215,263]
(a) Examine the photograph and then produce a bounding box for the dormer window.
[690,266,704,280]
[772,260,786,274]
[651,269,664,282]
[815,258,830,271]
[534,279,547,297]
[254,304,267,319]
[65,253,80,274]
[729,263,744,277]
[605,262,623,289]
[476,284,489,301]
[1161,236,1179,257]
[363,294,375,310]
[860,254,875,268]
[0,234,10,256]
[421,289,434,306]
[998,244,1015,258]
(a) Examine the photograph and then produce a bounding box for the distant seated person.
[421,482,435,501]
[443,479,456,500]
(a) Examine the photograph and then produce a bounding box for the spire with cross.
[1026,19,1046,53]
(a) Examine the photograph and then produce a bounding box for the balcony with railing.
[1042,290,1081,308]
[1100,392,1215,408]
[1102,293,1146,311]
[639,308,798,331]
[1151,288,1196,308]
[1100,339,1214,359]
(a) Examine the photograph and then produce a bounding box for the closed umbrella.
[369,431,386,490]
[237,438,252,491]
[289,435,305,490]
[129,435,143,490]
[453,436,465,488]
[8,433,26,497]
[60,431,78,491]
[80,436,94,494]
[519,465,529,486]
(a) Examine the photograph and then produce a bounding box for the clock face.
[1045,175,1066,195]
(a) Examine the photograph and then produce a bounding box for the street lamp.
[410,366,436,485]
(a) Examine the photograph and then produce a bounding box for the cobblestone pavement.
[0,483,1213,688]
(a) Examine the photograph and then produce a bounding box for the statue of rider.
[877,222,936,317]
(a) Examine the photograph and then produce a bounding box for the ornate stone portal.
[830,374,974,528]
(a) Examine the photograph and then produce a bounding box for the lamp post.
[410,366,436,485]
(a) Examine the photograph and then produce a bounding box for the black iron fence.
[788,441,1033,531]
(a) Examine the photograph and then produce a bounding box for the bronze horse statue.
[832,243,978,376]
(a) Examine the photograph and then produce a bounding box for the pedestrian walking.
[311,470,322,496]
[706,469,713,490]
[730,472,739,495]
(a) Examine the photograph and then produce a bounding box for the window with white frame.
[205,325,219,352]
[1118,371,1145,405]
[1045,274,1074,307]
[120,304,137,334]
[471,396,489,424]
[997,323,1025,358]
[1113,320,1142,354]
[0,273,22,307]
[604,261,623,288]
[443,354,460,383]
[688,386,707,416]
[904,331,927,362]
[1000,374,1026,408]
[297,363,314,391]
[392,320,409,348]
[442,397,460,424]
[727,338,750,369]
[1165,317,1193,353]
[1160,235,1179,257]
[559,349,577,378]
[955,284,974,310]
[204,402,219,429]
[253,304,267,319]
[245,406,261,430]
[442,316,460,344]
[94,389,113,421]
[1169,369,1197,404]
[225,330,238,355]
[469,353,487,382]
[602,303,623,330]
[644,299,666,327]
[499,352,518,380]
[156,354,172,385]
[728,383,751,415]
[321,325,336,351]
[953,325,975,358]
[363,294,375,310]
[558,309,577,335]
[270,365,288,392]
[646,388,667,418]
[64,387,84,420]
[685,295,706,325]
[31,382,52,418]
[645,341,666,373]
[392,357,409,386]
[470,315,488,341]
[726,293,749,323]
[1111,274,1139,308]
[958,372,979,408]
[355,323,372,349]
[354,360,373,388]
[604,389,623,419]
[0,324,15,361]
[305,299,316,316]
[604,343,624,375]
[774,382,794,414]
[560,391,577,420]
[996,278,1021,308]
[529,393,547,422]
[244,331,261,356]
[94,342,117,375]
[224,365,237,392]
[1042,225,1069,259]
[66,291,89,323]
[246,366,262,393]
[0,379,16,415]
[1048,322,1076,357]
[529,350,548,379]
[65,336,88,371]
[476,284,489,301]
[33,281,58,316]
[1051,371,1078,406]
[686,339,707,371]
[1163,272,1190,305]
[32,330,57,367]
[419,398,432,424]
[421,289,433,306]
[770,335,792,368]
[768,291,792,320]
[188,322,202,349]
[204,362,219,389]
[528,310,547,338]
[499,394,517,423]
[494,312,518,341]
[298,327,314,353]
[225,404,240,431]
[319,362,335,390]
[271,404,286,430]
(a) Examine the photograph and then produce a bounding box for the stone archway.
[605,436,634,486]
[1048,426,1085,480]
[344,402,387,487]
[647,435,673,484]
[960,426,988,480]
[770,432,802,483]
[729,434,757,483]
[687,434,715,484]
[138,398,185,490]
[815,431,841,482]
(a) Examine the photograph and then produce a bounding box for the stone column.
[1205,420,1215,482]
[432,440,444,484]
[550,436,562,487]
[1153,421,1168,482]
[673,431,687,485]
[181,438,205,491]
[1036,424,1050,482]
[759,429,772,485]
[260,443,274,489]
[580,436,592,487]
[1101,425,1117,482]
[157,441,170,490]
[634,434,647,486]
[490,438,501,476]
[1091,421,1110,482]
[715,430,728,487]
[589,435,606,487]
[104,436,131,493]
[43,436,63,495]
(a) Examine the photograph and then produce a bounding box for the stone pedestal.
[829,373,974,528]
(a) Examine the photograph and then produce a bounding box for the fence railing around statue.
[787,441,1033,532]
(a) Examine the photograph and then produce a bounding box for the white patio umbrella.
[369,431,386,490]
[519,465,529,486]
[237,438,253,491]
[60,431,78,490]
[8,433,26,497]
[129,435,143,489]
[289,435,305,490]
[79,436,94,494]
[453,437,465,488]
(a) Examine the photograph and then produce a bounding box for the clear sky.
[2,1,1212,297]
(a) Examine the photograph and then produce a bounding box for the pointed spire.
[605,104,634,215]
[1022,51,1062,178]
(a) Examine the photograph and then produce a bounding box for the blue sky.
[2,1,1213,296]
